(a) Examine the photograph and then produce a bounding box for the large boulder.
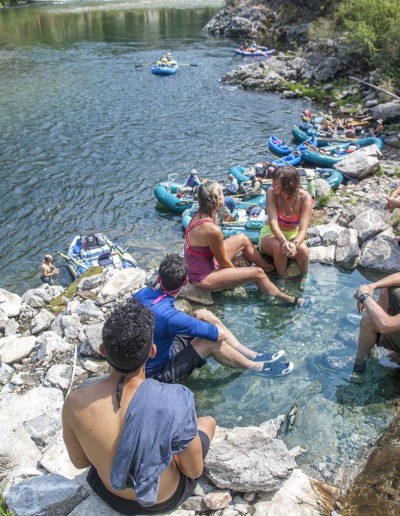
[349,209,390,243]
[0,335,37,364]
[253,468,339,515]
[335,228,360,269]
[333,145,382,179]
[97,268,146,305]
[360,235,400,272]
[179,283,214,305]
[309,245,335,265]
[205,425,296,492]
[0,288,22,317]
[0,424,42,481]
[5,473,90,516]
[372,100,400,122]
[76,299,104,322]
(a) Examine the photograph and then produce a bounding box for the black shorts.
[378,287,400,353]
[86,430,210,515]
[151,335,207,383]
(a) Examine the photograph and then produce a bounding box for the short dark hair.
[158,254,188,292]
[272,166,300,199]
[102,299,154,373]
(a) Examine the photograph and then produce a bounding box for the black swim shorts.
[378,287,400,353]
[86,430,210,515]
[151,335,207,383]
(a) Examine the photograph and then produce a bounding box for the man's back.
[62,376,183,503]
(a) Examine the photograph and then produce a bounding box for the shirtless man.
[40,254,59,285]
[62,299,215,514]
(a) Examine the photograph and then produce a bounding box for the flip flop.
[299,274,311,291]
[256,360,294,377]
[254,350,285,363]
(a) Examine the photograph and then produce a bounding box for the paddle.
[57,251,89,271]
[103,236,136,266]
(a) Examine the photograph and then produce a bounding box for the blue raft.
[268,135,292,156]
[151,62,179,75]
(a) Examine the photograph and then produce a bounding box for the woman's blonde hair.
[197,180,222,217]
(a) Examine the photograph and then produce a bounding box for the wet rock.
[0,288,22,317]
[76,299,104,322]
[205,425,296,492]
[360,235,400,272]
[203,490,232,510]
[179,283,214,305]
[253,469,339,516]
[0,335,37,364]
[97,268,146,305]
[5,473,90,516]
[335,228,360,269]
[335,330,357,348]
[334,145,382,179]
[31,309,56,335]
[349,209,390,243]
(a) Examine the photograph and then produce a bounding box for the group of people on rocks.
[58,161,400,514]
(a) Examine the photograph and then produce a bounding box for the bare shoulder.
[63,378,108,414]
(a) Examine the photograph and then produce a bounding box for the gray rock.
[205,425,296,492]
[97,268,146,305]
[349,209,390,243]
[360,235,400,272]
[0,335,37,364]
[385,133,400,149]
[68,493,122,515]
[44,364,73,390]
[24,414,61,449]
[31,309,56,335]
[334,145,381,179]
[78,273,104,291]
[5,473,90,516]
[50,314,64,336]
[372,100,400,122]
[76,299,104,322]
[80,323,104,355]
[179,283,214,305]
[22,285,52,308]
[0,288,22,317]
[203,490,232,510]
[335,228,360,269]
[259,415,285,438]
[65,299,80,315]
[61,314,82,341]
[364,99,378,108]
[181,495,207,512]
[0,363,14,384]
[309,245,336,265]
[40,432,83,479]
[36,331,72,361]
[0,424,42,481]
[315,177,331,198]
[5,317,18,336]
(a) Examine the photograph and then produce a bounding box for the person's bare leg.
[354,288,389,365]
[260,235,288,277]
[215,322,258,359]
[194,267,301,304]
[295,244,310,276]
[223,234,274,272]
[192,338,264,371]
[197,416,216,442]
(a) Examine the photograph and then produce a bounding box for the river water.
[1,0,399,484]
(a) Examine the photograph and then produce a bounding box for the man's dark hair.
[102,299,154,372]
[158,254,188,292]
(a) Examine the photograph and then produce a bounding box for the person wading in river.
[40,254,59,285]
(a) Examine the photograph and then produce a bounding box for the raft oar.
[103,236,136,266]
[56,251,89,271]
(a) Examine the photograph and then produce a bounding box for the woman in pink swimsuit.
[184,181,302,305]
[258,167,313,290]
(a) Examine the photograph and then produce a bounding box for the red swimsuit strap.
[185,214,217,248]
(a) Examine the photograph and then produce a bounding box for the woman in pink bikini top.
[183,180,302,305]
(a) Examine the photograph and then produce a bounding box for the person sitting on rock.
[62,299,216,514]
[134,253,293,379]
[353,273,400,374]
[40,254,59,285]
[386,184,400,212]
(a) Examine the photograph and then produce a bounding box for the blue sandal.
[254,350,285,363]
[256,361,294,377]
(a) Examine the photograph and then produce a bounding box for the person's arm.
[389,185,400,198]
[62,400,92,469]
[266,189,293,256]
[355,273,400,299]
[193,308,228,342]
[207,227,234,269]
[292,193,313,247]
[168,309,226,342]
[173,434,203,478]
[356,295,400,334]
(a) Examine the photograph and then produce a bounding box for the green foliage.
[374,167,384,176]
[391,208,400,229]
[308,18,338,41]
[338,0,400,83]
[0,495,11,516]
[316,195,331,208]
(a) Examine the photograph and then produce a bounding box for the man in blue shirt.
[134,254,293,381]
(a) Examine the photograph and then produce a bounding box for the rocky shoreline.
[1,143,400,514]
